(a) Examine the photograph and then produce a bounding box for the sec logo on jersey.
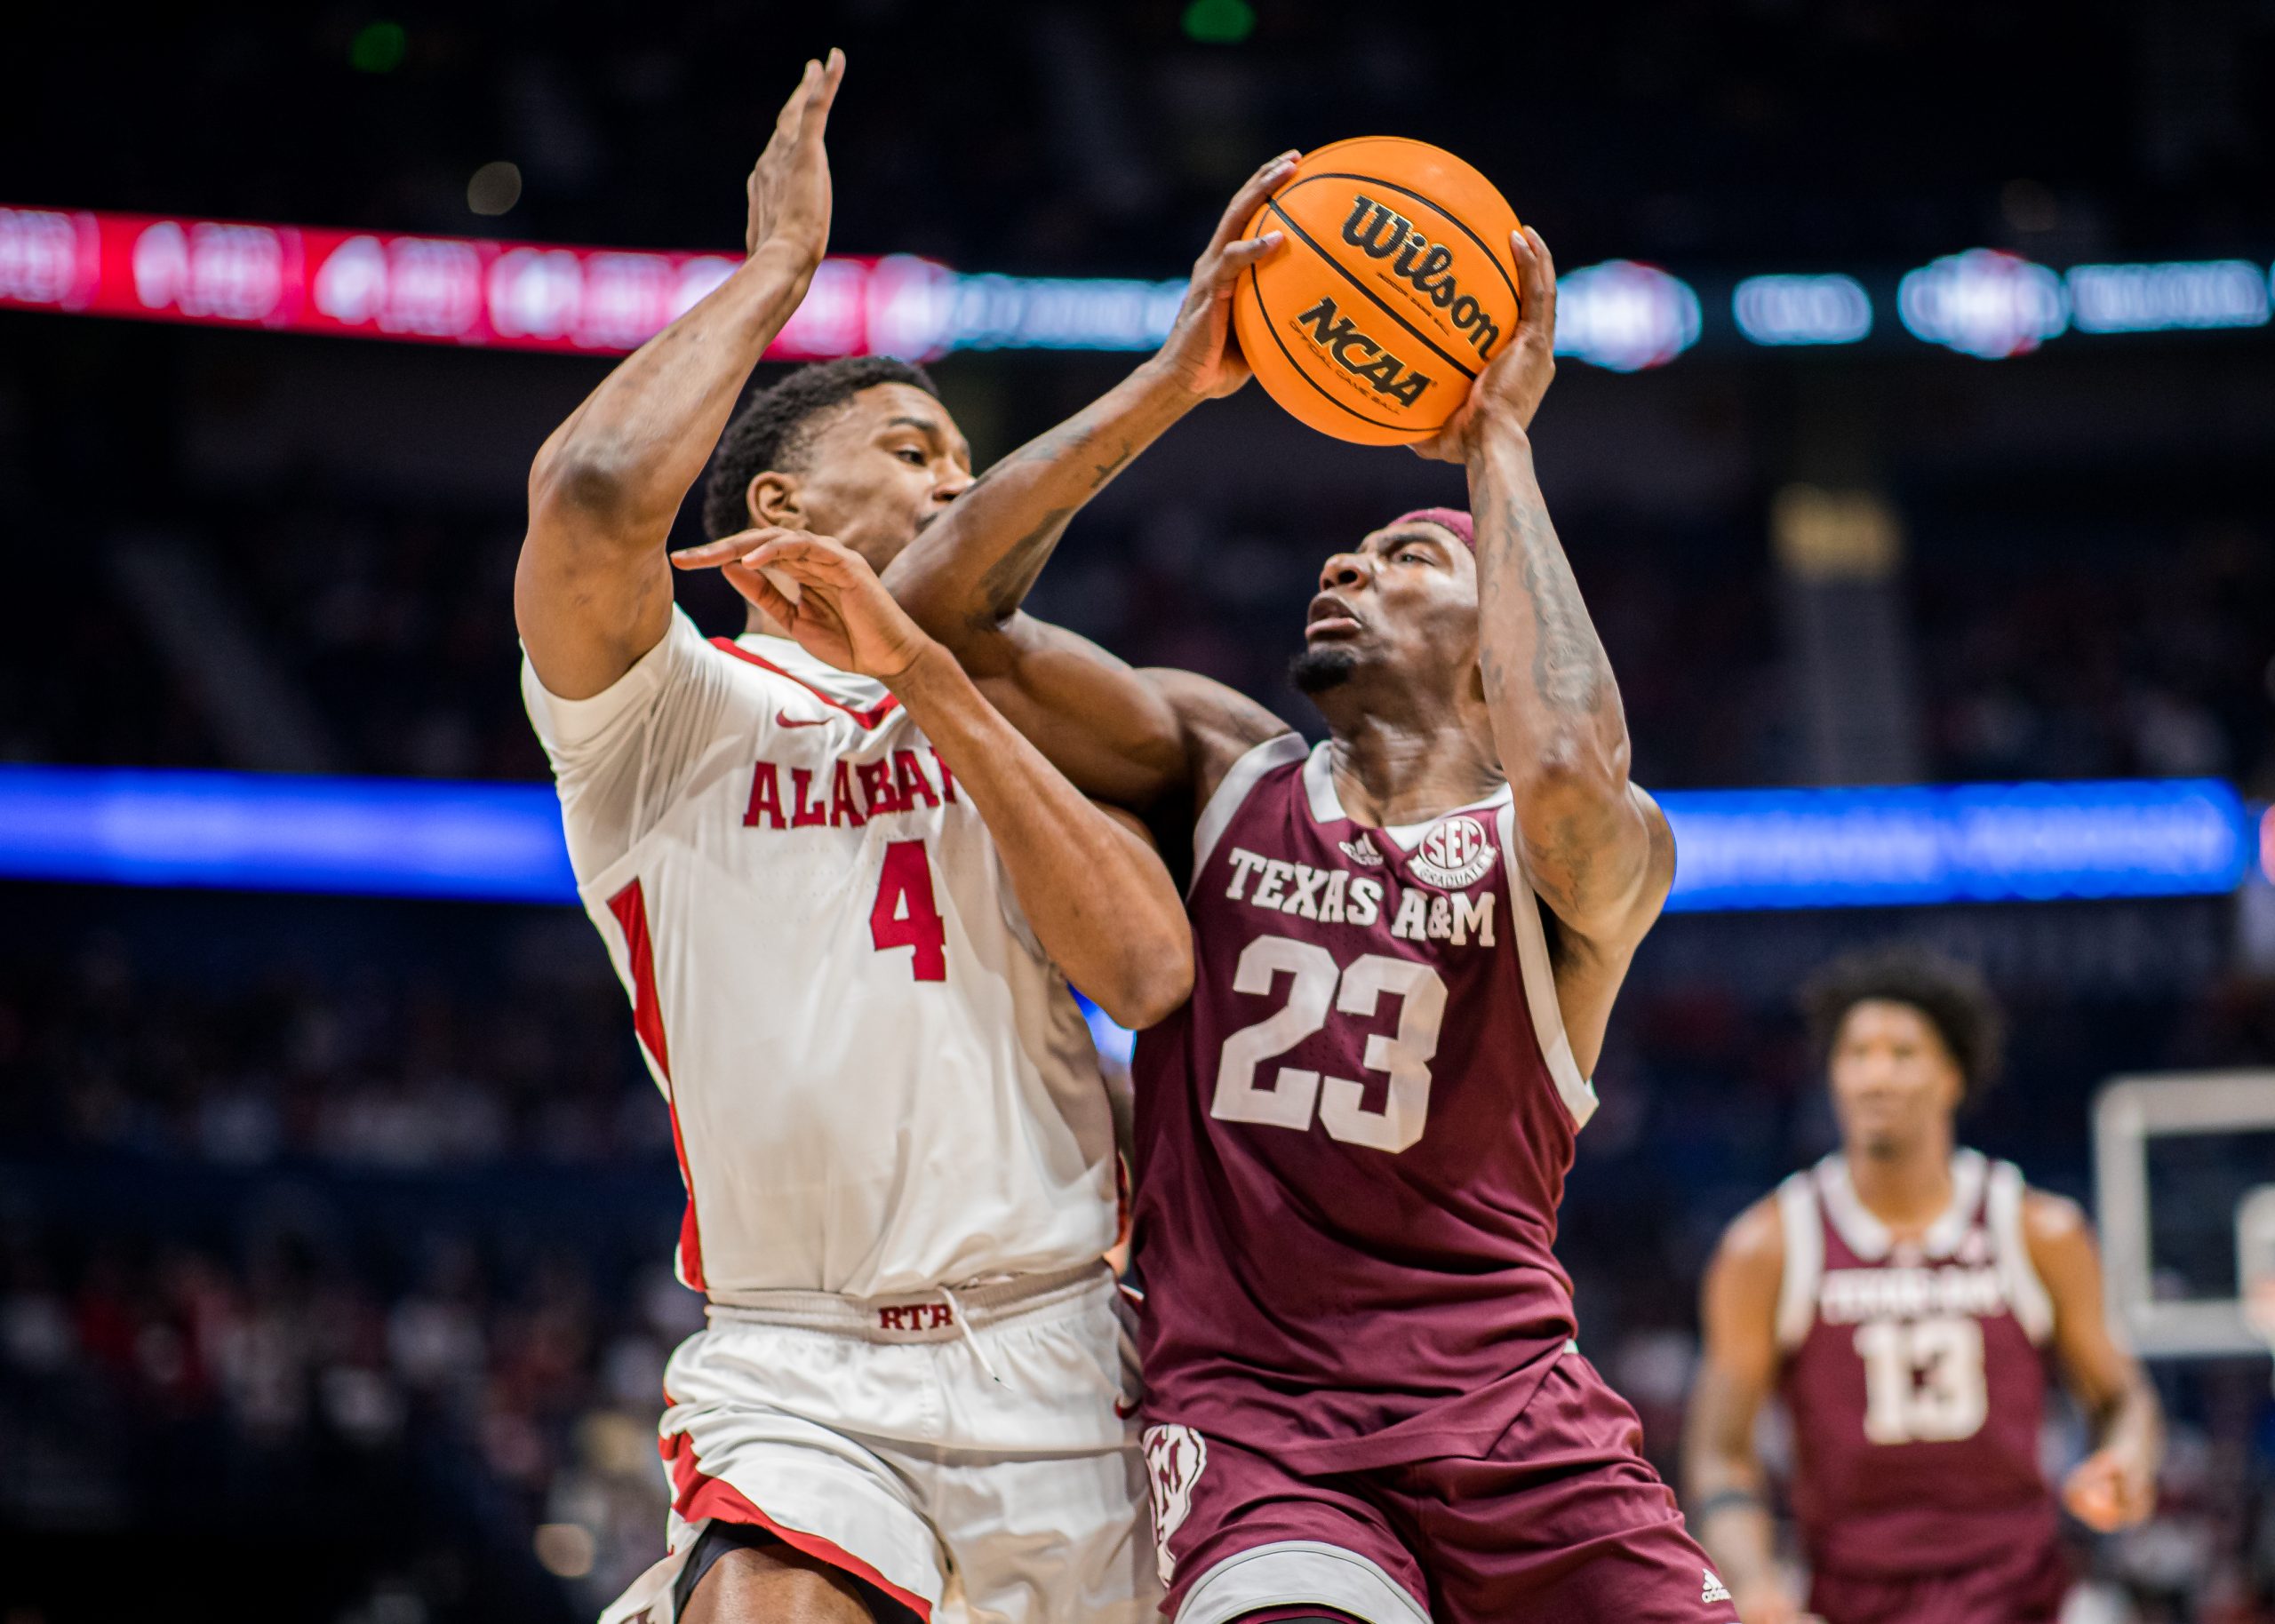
[1409,813,1497,888]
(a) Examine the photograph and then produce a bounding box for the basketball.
[1232,136,1522,446]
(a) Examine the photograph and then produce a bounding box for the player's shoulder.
[1136,666,1294,805]
[2018,1183,2094,1251]
[1717,1190,1789,1268]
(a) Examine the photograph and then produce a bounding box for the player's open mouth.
[1305,595,1362,638]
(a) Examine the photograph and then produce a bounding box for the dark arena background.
[5,4,2275,1620]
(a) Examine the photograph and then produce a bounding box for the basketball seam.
[1262,200,1480,386]
[1288,171,1521,311]
[1244,261,1418,436]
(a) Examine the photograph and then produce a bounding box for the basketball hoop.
[2237,1186,2275,1394]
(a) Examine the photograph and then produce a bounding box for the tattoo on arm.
[958,418,1141,626]
[1478,489,1608,720]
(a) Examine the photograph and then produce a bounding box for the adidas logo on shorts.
[1701,1569,1732,1604]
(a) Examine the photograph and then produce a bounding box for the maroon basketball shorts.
[1808,1536,2071,1624]
[1145,1352,1740,1624]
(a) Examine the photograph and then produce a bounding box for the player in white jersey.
[514,52,1193,1624]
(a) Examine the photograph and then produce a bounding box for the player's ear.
[747,471,802,529]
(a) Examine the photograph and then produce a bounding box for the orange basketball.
[1232,137,1521,446]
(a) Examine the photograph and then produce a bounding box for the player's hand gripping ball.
[1231,137,1521,446]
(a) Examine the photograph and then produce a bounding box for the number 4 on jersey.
[871,840,947,982]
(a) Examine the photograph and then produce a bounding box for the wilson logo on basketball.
[1289,294,1434,407]
[1341,195,1503,356]
[1409,813,1497,888]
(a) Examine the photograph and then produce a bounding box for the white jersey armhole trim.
[1188,732,1306,898]
[1176,1540,1431,1624]
[1987,1158,2056,1344]
[1774,1171,1824,1352]
[1495,803,1597,1131]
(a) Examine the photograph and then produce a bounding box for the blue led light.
[1657,780,2249,912]
[0,768,2249,913]
[0,767,577,903]
[1732,274,1873,346]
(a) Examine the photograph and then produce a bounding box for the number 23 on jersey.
[1211,933,1448,1154]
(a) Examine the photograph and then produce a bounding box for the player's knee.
[682,1544,875,1624]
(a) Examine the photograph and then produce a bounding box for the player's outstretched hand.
[1147,151,1298,400]
[2062,1444,2157,1532]
[746,49,845,264]
[1412,224,1558,462]
[693,528,932,682]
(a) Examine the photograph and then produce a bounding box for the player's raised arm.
[724,527,1194,1026]
[515,52,843,701]
[1685,1199,1812,1624]
[863,156,1301,808]
[1421,227,1673,958]
[2027,1191,2165,1532]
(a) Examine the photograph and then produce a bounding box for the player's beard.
[1289,645,1358,695]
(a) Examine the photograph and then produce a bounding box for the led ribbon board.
[0,768,2248,912]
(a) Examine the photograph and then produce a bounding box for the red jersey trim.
[661,1431,934,1620]
[711,637,901,730]
[607,878,706,1291]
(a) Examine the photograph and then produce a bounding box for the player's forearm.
[886,362,1197,649]
[529,243,818,546]
[1466,419,1648,925]
[887,641,1194,1026]
[1685,1449,1783,1597]
[2095,1370,2165,1467]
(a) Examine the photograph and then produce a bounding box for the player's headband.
[1389,507,1474,549]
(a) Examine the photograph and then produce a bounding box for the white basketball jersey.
[523,607,1119,1300]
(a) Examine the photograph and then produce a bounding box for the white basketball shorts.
[600,1263,1158,1624]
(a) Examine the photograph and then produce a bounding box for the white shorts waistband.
[704,1262,1110,1341]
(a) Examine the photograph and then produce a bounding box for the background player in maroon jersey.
[1684,947,2164,1624]
[711,170,1734,1623]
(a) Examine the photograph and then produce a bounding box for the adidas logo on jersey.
[1702,1570,1732,1604]
[1339,832,1385,867]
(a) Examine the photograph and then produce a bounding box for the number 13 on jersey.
[1211,934,1447,1154]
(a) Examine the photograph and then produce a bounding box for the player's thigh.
[1140,1426,1427,1624]
[679,1528,880,1624]
[1385,1355,1737,1624]
[659,1402,947,1620]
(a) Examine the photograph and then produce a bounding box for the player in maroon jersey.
[1684,948,2164,1624]
[760,175,1728,1623]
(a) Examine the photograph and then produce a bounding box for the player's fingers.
[802,48,845,138]
[774,59,818,140]
[668,536,753,570]
[1208,151,1299,254]
[721,560,795,622]
[1520,224,1557,325]
[746,534,866,581]
[1212,231,1285,281]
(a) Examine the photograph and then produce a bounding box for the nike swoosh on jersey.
[776,711,832,728]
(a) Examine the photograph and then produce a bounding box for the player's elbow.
[1513,729,1631,808]
[1096,925,1194,1031]
[530,438,646,533]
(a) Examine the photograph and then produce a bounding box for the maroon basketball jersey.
[1130,734,1600,1473]
[1774,1150,2061,1580]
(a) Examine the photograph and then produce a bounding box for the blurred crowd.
[8,477,2272,796]
[13,4,2271,276]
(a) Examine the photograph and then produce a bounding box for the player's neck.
[1322,713,1503,829]
[1846,1129,1959,1237]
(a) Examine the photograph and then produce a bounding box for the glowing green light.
[350,20,408,74]
[1182,0,1256,44]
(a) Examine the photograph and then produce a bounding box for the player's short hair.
[1800,945,2004,1102]
[698,356,940,540]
